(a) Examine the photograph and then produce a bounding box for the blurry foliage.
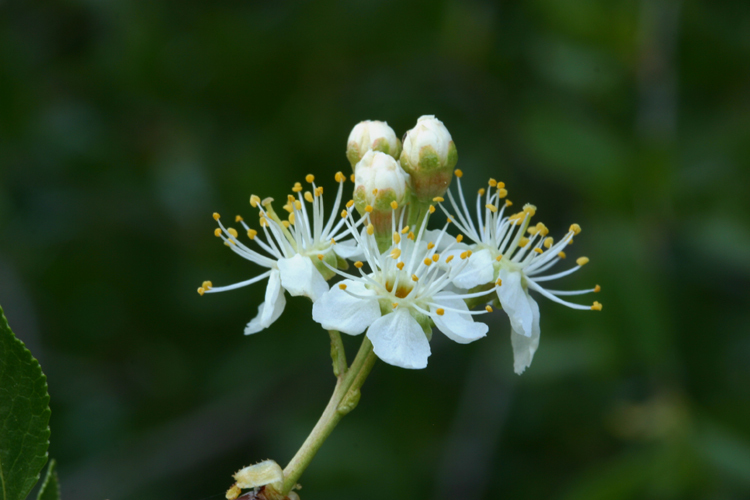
[1,0,749,499]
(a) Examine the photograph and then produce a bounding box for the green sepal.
[36,459,60,500]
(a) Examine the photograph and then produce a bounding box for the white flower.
[198,172,365,335]
[346,120,401,168]
[312,206,495,369]
[399,115,458,201]
[439,172,602,374]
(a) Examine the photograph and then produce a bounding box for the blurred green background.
[2,0,750,499]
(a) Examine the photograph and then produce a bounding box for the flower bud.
[346,120,401,169]
[400,115,458,202]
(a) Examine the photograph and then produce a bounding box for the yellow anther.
[341,209,348,218]
[346,200,354,208]
[305,174,315,183]
[523,204,537,216]
[478,188,486,196]
[436,308,445,316]
[433,196,444,203]
[350,174,355,183]
[537,223,549,236]
[423,258,433,266]
[594,284,601,293]
[528,226,538,236]
[294,200,302,210]
[466,250,472,257]
[390,200,398,209]
[401,226,410,234]
[576,257,589,266]
[227,227,238,238]
[372,188,378,195]
[534,248,543,254]
[569,223,582,235]
[259,217,267,228]
[489,178,497,187]
[427,242,435,250]
[213,212,221,220]
[429,205,436,214]
[445,255,454,263]
[367,224,374,235]
[390,248,402,259]
[354,261,364,268]
[391,302,399,309]
[304,191,314,203]
[496,278,503,286]
[226,484,241,500]
[287,194,295,202]
[591,301,603,311]
[315,186,324,197]
[288,213,295,224]
[281,221,290,228]
[497,181,505,189]
[408,231,415,240]
[568,238,574,245]
[214,228,222,237]
[485,204,498,213]
[335,171,346,183]
[202,280,213,289]
[247,229,257,239]
[497,188,508,198]
[485,305,493,313]
[331,238,336,245]
[432,253,440,262]
[226,240,235,246]
[396,262,405,270]
[235,215,243,222]
[558,251,566,259]
[544,237,554,249]
[412,274,419,281]
[505,199,513,207]
[496,254,503,261]
[460,251,469,260]
[292,183,303,193]
[456,234,464,243]
[317,254,324,260]
[365,205,373,213]
[454,168,463,178]
[393,232,401,244]
[197,287,205,296]
[339,283,347,290]
[282,203,293,213]
[519,237,529,247]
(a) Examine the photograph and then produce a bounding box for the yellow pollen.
[317,254,324,260]
[489,178,497,187]
[306,174,315,183]
[505,199,513,207]
[197,287,205,296]
[214,228,222,237]
[436,308,445,316]
[408,231,415,240]
[354,261,364,268]
[226,240,235,246]
[292,183,302,193]
[496,278,503,286]
[287,194,295,202]
[350,174,355,183]
[497,188,508,198]
[396,262,405,270]
[339,283,347,290]
[392,302,398,309]
[523,204,537,216]
[591,301,603,311]
[372,188,378,195]
[235,215,243,222]
[202,280,213,289]
[335,171,346,182]
[281,221,290,228]
[485,305,493,312]
[456,234,464,243]
[544,237,554,248]
[247,229,257,239]
[460,251,469,260]
[393,232,401,244]
[227,227,238,238]
[283,204,293,213]
[594,284,601,293]
[429,205,436,214]
[213,212,221,220]
[366,224,374,235]
[432,253,440,262]
[433,196,444,202]
[288,213,295,224]
[478,188,486,196]
[390,201,398,209]
[496,255,503,261]
[519,237,529,247]
[401,226,410,234]
[570,223,582,235]
[534,248,543,254]
[341,209,348,218]
[365,205,373,213]
[331,238,336,245]
[467,250,472,257]
[346,200,354,208]
[315,186,324,197]
[427,242,435,250]
[486,204,498,213]
[260,217,267,227]
[528,226,538,236]
[423,258,432,266]
[304,191,314,203]
[412,274,419,281]
[390,248,402,259]
[294,200,302,210]
[558,251,566,259]
[576,256,590,266]
[454,169,463,178]
[445,255,454,263]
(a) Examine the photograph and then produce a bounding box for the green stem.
[280,338,376,495]
[328,330,347,376]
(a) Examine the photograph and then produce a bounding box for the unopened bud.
[233,460,284,490]
[400,115,457,202]
[346,120,401,168]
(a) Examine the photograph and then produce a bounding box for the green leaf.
[36,460,59,500]
[0,305,51,500]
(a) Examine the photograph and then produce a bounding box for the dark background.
[2,0,750,499]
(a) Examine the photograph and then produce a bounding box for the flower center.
[385,278,414,299]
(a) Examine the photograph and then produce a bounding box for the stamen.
[390,201,398,209]
[341,210,348,218]
[335,172,346,182]
[202,280,213,289]
[460,251,469,259]
[294,200,302,210]
[372,188,378,195]
[591,301,602,311]
[213,212,221,220]
[396,262,405,270]
[505,200,513,207]
[456,234,464,242]
[214,228,222,237]
[365,205,373,213]
[367,224,374,235]
[315,186,324,197]
[331,238,336,245]
[523,204,537,216]
[317,254,324,260]
[288,213,295,224]
[247,229,257,239]
[401,226,410,234]
[570,223,581,235]
[576,257,589,266]
[197,287,205,295]
[339,283,347,290]
[306,174,315,183]
[489,178,497,187]
[454,169,463,177]
[534,248,543,254]
[485,204,498,213]
[433,197,444,203]
[423,258,433,266]
[496,278,503,286]
[496,255,503,261]
[228,228,238,238]
[235,215,243,222]
[292,183,302,193]
[485,305,493,312]
[519,237,529,247]
[304,192,314,203]
[544,237,554,248]
[390,248,402,259]
[445,255,454,263]
[350,174,355,182]
[594,284,601,293]
[429,205,436,214]
[281,221,290,228]
[478,188,486,196]
[427,242,435,250]
[412,274,419,281]
[436,308,445,316]
[497,188,508,198]
[558,251,566,259]
[432,253,440,262]
[392,302,398,309]
[408,231,415,240]
[354,261,364,268]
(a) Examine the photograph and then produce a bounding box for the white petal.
[423,229,458,252]
[367,308,431,369]
[312,279,380,335]
[496,268,534,337]
[244,294,287,336]
[278,254,329,302]
[430,297,488,344]
[511,295,540,374]
[332,239,364,260]
[452,248,495,289]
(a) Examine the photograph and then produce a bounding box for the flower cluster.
[200,116,601,374]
